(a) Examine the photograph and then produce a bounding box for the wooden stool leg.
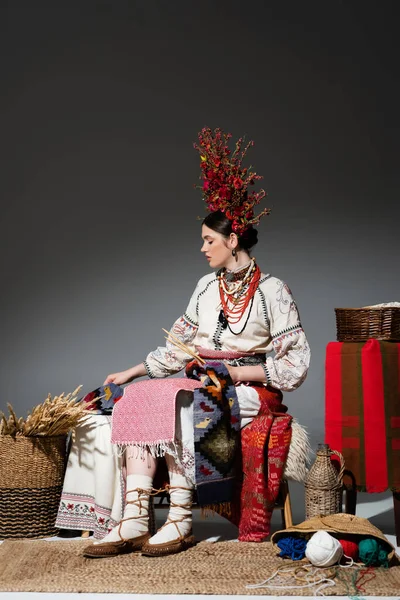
[393,491,400,548]
[280,480,293,528]
[344,485,357,515]
[342,470,357,515]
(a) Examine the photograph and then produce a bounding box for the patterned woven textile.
[185,360,240,507]
[80,383,124,415]
[325,340,400,492]
[239,388,292,541]
[111,378,199,448]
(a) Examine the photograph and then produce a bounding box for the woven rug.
[1,539,400,595]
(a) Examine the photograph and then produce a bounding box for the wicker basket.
[304,444,344,520]
[0,435,67,538]
[335,307,400,342]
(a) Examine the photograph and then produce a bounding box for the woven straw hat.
[271,513,398,564]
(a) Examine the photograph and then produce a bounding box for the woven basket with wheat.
[0,386,88,538]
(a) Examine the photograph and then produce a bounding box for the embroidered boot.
[141,472,195,556]
[83,474,152,558]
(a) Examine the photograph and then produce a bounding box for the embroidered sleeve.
[144,281,200,378]
[263,279,311,392]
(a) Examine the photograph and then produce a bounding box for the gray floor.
[1,486,399,599]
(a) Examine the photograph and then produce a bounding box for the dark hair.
[202,210,258,251]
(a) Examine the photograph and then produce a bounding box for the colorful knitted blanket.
[80,383,124,414]
[185,360,241,507]
[325,340,400,492]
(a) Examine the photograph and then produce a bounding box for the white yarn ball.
[305,530,343,567]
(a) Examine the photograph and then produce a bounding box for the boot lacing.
[117,486,166,542]
[156,484,193,541]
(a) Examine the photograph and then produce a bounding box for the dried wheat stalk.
[162,328,205,364]
[0,386,88,437]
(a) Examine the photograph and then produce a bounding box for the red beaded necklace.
[218,261,261,325]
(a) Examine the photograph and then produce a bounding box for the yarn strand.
[245,565,337,596]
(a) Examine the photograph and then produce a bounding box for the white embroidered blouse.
[144,271,310,392]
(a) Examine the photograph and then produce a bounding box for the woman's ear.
[229,232,239,249]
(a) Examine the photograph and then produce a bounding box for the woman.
[83,128,310,558]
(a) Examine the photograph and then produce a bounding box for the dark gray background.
[1,1,399,457]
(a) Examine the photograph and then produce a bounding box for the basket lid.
[271,513,398,563]
[335,306,400,311]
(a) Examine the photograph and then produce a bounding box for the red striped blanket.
[325,340,400,492]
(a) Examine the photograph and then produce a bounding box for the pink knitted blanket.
[111,378,200,447]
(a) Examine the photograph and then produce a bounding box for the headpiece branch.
[193,127,271,234]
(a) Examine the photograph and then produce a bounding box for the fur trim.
[283,419,313,482]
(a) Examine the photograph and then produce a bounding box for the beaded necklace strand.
[219,259,255,295]
[218,258,261,330]
[219,295,255,336]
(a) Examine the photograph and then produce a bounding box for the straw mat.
[1,539,400,595]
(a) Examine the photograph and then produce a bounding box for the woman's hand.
[224,363,242,384]
[224,363,267,384]
[103,363,147,386]
[103,370,134,386]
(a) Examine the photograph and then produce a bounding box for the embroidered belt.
[196,347,266,367]
[227,354,266,367]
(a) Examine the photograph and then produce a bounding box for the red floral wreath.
[193,127,271,235]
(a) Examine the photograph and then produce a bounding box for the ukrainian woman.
[83,128,310,558]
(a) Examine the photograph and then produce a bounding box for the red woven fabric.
[238,387,292,541]
[215,386,292,541]
[325,340,400,492]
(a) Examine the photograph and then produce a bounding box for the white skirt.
[55,415,124,539]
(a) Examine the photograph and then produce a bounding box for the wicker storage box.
[335,307,400,342]
[0,435,67,538]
